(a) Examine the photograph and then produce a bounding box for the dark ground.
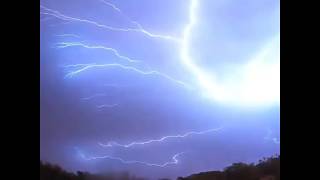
[40,155,279,180]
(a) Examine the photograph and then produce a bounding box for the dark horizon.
[40,154,280,180]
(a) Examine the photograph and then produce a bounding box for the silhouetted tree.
[177,155,280,180]
[40,161,146,180]
[224,163,259,180]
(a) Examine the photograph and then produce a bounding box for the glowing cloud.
[180,0,280,106]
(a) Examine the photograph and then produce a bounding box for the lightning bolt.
[99,0,181,42]
[81,93,106,101]
[40,5,180,42]
[50,1,215,168]
[98,127,223,148]
[56,42,141,63]
[180,0,280,105]
[55,34,80,38]
[100,0,122,13]
[97,103,119,109]
[76,147,184,168]
[43,2,191,90]
[179,0,226,101]
[42,0,279,171]
[63,63,191,89]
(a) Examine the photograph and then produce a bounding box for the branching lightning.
[99,0,156,35]
[81,93,119,110]
[56,42,141,63]
[97,103,119,109]
[42,0,279,169]
[43,1,279,105]
[100,0,122,13]
[179,0,280,105]
[55,34,80,38]
[81,93,106,101]
[98,127,223,148]
[63,63,190,89]
[76,147,184,168]
[40,5,179,42]
[42,2,189,89]
[180,0,224,100]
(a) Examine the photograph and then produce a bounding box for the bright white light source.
[181,0,280,106]
[199,37,280,106]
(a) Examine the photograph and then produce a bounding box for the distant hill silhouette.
[177,155,279,180]
[40,155,279,180]
[40,161,146,180]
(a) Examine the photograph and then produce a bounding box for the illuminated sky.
[40,0,280,179]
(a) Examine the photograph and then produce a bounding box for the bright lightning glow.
[98,127,222,148]
[40,5,180,42]
[180,0,227,102]
[63,63,191,89]
[45,0,281,106]
[180,0,280,106]
[77,148,184,168]
[42,0,279,171]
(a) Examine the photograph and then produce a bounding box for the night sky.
[40,0,280,179]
